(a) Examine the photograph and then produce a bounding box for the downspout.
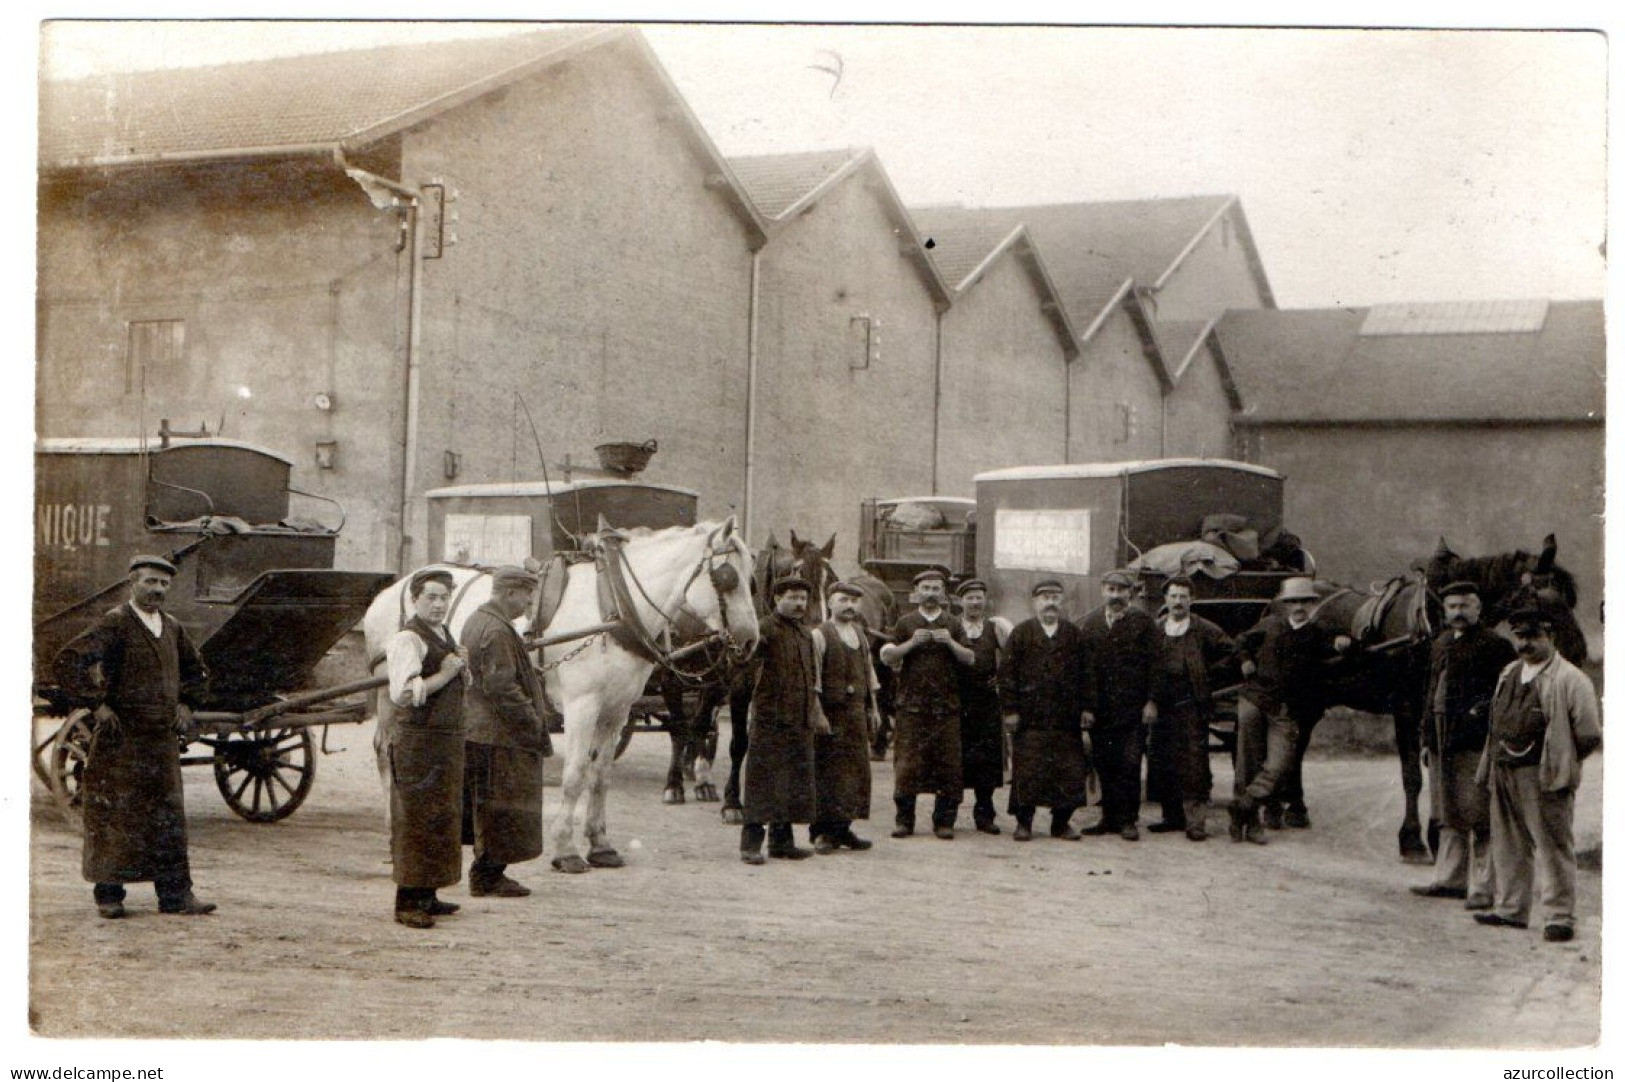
[931,308,944,494]
[335,149,424,574]
[742,248,762,544]
[1064,358,1073,463]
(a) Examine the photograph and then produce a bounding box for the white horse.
[362,517,759,872]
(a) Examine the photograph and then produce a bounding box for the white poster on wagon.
[993,508,1091,575]
[443,513,532,566]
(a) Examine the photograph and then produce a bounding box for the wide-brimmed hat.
[1277,576,1318,602]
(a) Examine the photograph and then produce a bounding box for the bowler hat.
[1277,577,1318,603]
[128,554,178,576]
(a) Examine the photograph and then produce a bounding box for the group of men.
[54,548,1601,944]
[737,563,1602,944]
[54,556,556,929]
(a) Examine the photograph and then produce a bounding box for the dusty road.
[28,718,1601,1046]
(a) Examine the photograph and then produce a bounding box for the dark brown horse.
[1289,535,1584,863]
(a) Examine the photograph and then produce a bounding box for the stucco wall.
[36,162,408,571]
[1068,306,1165,463]
[399,41,755,562]
[936,253,1069,496]
[1162,341,1236,459]
[1244,423,1604,654]
[752,168,940,569]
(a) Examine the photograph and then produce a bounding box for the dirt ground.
[27,716,1602,1047]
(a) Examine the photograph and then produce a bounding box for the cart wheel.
[47,709,94,829]
[32,716,63,789]
[213,727,317,822]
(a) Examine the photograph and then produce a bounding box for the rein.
[593,528,750,685]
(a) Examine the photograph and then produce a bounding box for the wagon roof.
[875,496,976,507]
[426,480,699,499]
[36,437,294,464]
[974,458,1279,483]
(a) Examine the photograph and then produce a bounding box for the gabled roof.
[41,26,613,167]
[1155,319,1243,411]
[908,205,1080,359]
[1218,300,1604,424]
[728,149,863,219]
[728,147,954,308]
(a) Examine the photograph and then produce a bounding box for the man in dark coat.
[1148,576,1235,841]
[1001,580,1091,841]
[955,579,1012,834]
[1409,581,1515,907]
[53,554,213,919]
[740,576,826,864]
[460,566,554,898]
[1077,569,1159,841]
[1230,577,1350,844]
[879,568,974,839]
[385,568,469,928]
[810,581,880,854]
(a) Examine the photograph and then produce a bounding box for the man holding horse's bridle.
[1409,580,1513,910]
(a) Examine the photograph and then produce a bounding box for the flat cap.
[827,580,865,599]
[128,554,177,576]
[1507,606,1555,632]
[1100,569,1136,588]
[911,568,948,586]
[410,568,456,594]
[1439,580,1480,600]
[491,565,539,589]
[955,578,988,596]
[771,575,812,597]
[1031,579,1065,597]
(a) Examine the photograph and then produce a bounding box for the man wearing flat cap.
[460,566,553,898]
[1148,576,1236,841]
[1230,576,1350,844]
[1001,580,1090,840]
[1474,605,1600,942]
[955,579,1013,834]
[1409,581,1514,907]
[740,576,826,864]
[879,568,974,839]
[809,581,882,853]
[1077,569,1159,840]
[54,554,214,919]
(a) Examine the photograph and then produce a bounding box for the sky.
[30,17,1608,310]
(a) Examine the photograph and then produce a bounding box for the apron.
[814,621,874,822]
[391,618,466,889]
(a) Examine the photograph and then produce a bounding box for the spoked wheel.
[211,726,316,822]
[47,708,94,829]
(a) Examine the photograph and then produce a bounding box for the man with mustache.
[1000,580,1090,841]
[809,581,881,853]
[53,554,213,919]
[1230,577,1350,844]
[880,569,974,839]
[1474,606,1600,942]
[740,576,826,864]
[954,579,1013,835]
[1148,576,1235,841]
[1409,581,1514,908]
[1077,570,1159,841]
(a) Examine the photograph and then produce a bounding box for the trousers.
[1488,762,1576,930]
[1234,696,1299,808]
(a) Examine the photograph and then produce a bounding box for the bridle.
[613,525,754,685]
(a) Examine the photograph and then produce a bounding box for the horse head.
[1421,534,1586,663]
[788,530,839,626]
[681,516,760,656]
